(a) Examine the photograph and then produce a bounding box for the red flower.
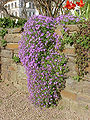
[63,0,76,10]
[76,0,85,7]
[70,2,76,9]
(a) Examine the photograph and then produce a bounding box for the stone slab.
[1,49,13,58]
[6,43,19,50]
[4,34,21,43]
[61,89,77,101]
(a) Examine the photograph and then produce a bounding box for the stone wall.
[0,26,90,111]
[0,28,27,90]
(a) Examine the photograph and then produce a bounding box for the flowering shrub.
[19,15,68,108]
[54,14,86,25]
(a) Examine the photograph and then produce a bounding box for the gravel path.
[0,81,90,120]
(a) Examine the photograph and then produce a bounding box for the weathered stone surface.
[6,43,19,50]
[86,62,90,72]
[61,89,77,101]
[17,64,26,79]
[1,58,13,66]
[14,49,19,54]
[66,56,77,77]
[7,28,21,34]
[5,63,27,90]
[4,34,21,43]
[65,80,90,97]
[1,50,13,58]
[1,70,11,81]
[65,25,80,32]
[77,94,90,104]
[65,44,74,48]
[63,48,75,55]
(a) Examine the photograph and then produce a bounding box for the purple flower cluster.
[19,15,68,108]
[54,14,86,25]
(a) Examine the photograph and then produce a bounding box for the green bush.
[0,17,15,28]
[0,17,27,28]
[16,19,27,27]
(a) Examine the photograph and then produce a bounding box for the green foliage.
[1,39,7,47]
[12,55,20,63]
[0,17,15,28]
[73,75,81,82]
[16,19,27,27]
[75,2,90,20]
[62,22,89,80]
[0,17,27,28]
[0,29,8,38]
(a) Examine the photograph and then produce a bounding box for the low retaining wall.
[0,26,90,112]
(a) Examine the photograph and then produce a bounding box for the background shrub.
[0,17,27,28]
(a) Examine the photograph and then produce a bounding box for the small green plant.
[0,29,8,38]
[6,84,9,86]
[85,105,88,110]
[16,18,27,27]
[58,105,64,110]
[13,55,20,63]
[73,75,81,82]
[1,39,7,47]
[0,99,2,104]
[0,79,2,82]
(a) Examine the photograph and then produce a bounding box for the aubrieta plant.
[19,15,68,108]
[54,14,86,25]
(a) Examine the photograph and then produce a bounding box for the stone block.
[1,50,13,58]
[86,62,90,72]
[17,64,27,80]
[6,43,19,50]
[65,25,80,32]
[1,57,12,65]
[4,33,21,43]
[14,49,19,54]
[69,100,79,111]
[65,80,90,97]
[1,70,11,82]
[7,28,21,34]
[66,56,77,77]
[65,44,74,48]
[63,48,75,55]
[61,89,77,101]
[77,94,90,104]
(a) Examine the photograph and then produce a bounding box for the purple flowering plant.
[54,14,86,25]
[18,15,83,108]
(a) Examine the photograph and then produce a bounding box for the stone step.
[65,78,90,96]
[61,88,90,106]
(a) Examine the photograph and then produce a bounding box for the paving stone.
[1,49,13,58]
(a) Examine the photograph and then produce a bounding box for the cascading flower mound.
[19,15,68,108]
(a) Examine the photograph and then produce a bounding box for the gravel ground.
[0,81,90,120]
